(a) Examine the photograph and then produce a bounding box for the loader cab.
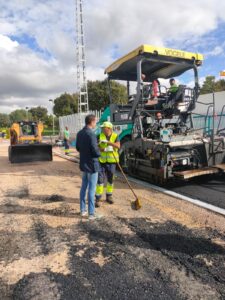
[20,122,37,136]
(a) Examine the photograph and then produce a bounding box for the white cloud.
[0,0,225,113]
[0,34,18,51]
[206,46,224,57]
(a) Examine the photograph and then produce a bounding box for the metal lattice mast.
[76,0,89,114]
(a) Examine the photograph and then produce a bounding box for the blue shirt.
[76,126,100,173]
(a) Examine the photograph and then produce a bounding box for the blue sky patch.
[10,34,53,60]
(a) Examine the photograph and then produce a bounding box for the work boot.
[106,195,114,204]
[95,197,102,208]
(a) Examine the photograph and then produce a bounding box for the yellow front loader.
[9,121,52,163]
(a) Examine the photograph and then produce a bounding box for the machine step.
[173,166,223,179]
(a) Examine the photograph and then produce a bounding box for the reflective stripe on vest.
[99,132,119,163]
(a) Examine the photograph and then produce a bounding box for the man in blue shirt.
[76,114,101,220]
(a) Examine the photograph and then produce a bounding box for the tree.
[200,76,215,94]
[0,113,10,127]
[44,115,53,127]
[215,79,225,92]
[9,109,31,123]
[43,115,59,129]
[53,93,78,117]
[200,76,225,94]
[51,80,127,116]
[88,79,127,111]
[29,106,48,121]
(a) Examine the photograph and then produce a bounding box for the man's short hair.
[85,114,96,125]
[169,78,175,84]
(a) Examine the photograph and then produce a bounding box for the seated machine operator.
[145,112,163,139]
[168,78,178,100]
[153,112,163,131]
[168,78,178,93]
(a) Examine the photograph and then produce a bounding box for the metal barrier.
[59,110,102,140]
[193,114,225,134]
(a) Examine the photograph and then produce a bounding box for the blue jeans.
[80,172,98,215]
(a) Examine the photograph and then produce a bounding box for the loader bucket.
[9,144,52,163]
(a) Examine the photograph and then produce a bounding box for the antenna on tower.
[76,0,89,116]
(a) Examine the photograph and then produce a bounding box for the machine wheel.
[119,136,131,168]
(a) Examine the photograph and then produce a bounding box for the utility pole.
[49,99,55,136]
[25,107,29,121]
[76,0,89,118]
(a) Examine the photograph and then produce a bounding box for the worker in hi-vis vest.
[64,126,70,155]
[95,121,120,207]
[168,78,178,93]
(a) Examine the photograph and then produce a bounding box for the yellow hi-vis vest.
[99,132,119,163]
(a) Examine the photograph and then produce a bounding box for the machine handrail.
[204,104,213,135]
[216,105,225,134]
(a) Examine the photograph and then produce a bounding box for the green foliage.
[9,109,32,123]
[88,79,127,111]
[53,93,78,117]
[54,116,59,129]
[0,113,10,127]
[29,106,48,121]
[110,80,128,105]
[200,76,225,94]
[214,79,225,92]
[42,128,59,136]
[45,115,59,129]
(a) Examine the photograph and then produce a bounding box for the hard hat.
[100,121,113,129]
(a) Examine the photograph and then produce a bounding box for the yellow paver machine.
[9,121,52,163]
[104,44,225,183]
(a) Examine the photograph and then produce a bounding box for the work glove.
[100,140,108,144]
[105,146,113,152]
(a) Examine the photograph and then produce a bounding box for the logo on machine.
[113,124,127,135]
[165,49,185,58]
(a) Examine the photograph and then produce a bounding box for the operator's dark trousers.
[96,163,116,199]
[64,139,70,154]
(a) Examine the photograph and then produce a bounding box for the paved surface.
[167,175,225,210]
[1,143,225,299]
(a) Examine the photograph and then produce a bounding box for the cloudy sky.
[0,0,225,113]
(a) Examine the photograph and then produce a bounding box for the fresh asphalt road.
[166,174,225,210]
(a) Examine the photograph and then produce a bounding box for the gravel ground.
[0,143,225,300]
